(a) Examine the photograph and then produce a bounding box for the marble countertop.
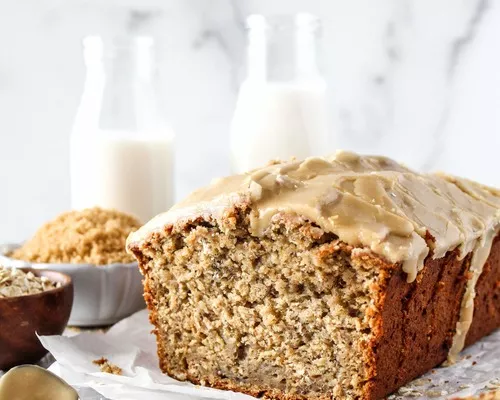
[1,0,500,243]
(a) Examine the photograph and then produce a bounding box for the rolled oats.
[0,266,61,298]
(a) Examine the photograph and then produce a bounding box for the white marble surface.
[1,0,499,242]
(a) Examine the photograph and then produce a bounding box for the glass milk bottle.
[70,36,174,223]
[230,14,329,173]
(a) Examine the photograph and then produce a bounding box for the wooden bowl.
[0,269,73,370]
[1,245,144,327]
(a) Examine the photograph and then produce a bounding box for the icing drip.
[130,151,500,286]
[446,225,500,364]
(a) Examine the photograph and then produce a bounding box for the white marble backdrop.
[1,0,499,242]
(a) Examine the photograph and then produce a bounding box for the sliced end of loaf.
[129,205,392,399]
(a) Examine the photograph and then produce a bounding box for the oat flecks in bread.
[12,207,141,265]
[0,266,61,298]
[135,215,376,398]
[127,151,500,400]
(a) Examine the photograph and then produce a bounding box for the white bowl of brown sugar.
[0,207,145,327]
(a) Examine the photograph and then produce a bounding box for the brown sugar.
[92,357,122,375]
[11,207,141,265]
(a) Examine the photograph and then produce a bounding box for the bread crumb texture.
[92,357,123,375]
[130,208,384,399]
[11,207,141,265]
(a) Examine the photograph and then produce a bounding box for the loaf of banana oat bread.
[127,151,500,400]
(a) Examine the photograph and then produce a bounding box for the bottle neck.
[84,36,156,84]
[246,14,322,83]
[77,36,163,134]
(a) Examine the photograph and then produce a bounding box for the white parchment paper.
[39,310,500,400]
